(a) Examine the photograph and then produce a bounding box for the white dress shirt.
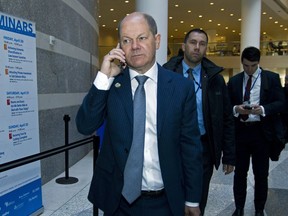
[233,67,265,121]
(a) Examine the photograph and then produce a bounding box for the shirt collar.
[182,60,202,76]
[129,62,158,83]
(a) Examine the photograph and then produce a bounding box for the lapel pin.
[115,83,121,88]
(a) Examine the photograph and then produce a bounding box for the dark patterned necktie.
[122,75,148,204]
[187,68,202,93]
[241,75,252,121]
[187,68,194,80]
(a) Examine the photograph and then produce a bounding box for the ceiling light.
[263,32,266,34]
[238,18,242,21]
[217,23,221,26]
[274,21,278,24]
[98,1,287,44]
[232,30,236,32]
[175,29,178,31]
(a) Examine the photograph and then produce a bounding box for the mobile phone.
[118,43,126,69]
[244,105,252,110]
[119,61,127,69]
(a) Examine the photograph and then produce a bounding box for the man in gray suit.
[76,12,203,216]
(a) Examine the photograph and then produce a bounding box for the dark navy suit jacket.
[76,64,203,215]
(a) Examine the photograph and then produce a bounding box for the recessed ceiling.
[98,0,288,41]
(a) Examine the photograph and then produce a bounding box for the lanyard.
[192,70,202,94]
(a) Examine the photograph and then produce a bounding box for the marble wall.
[0,0,99,184]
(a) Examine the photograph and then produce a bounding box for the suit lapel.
[237,72,245,103]
[157,65,174,136]
[113,68,133,125]
[260,70,269,104]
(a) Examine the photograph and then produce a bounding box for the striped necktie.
[122,75,148,204]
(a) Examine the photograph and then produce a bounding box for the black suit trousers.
[233,122,269,211]
[199,136,214,215]
[106,193,173,216]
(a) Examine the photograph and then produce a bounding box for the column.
[136,0,168,65]
[240,0,261,52]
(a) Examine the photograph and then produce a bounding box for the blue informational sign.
[0,12,43,215]
[0,179,42,215]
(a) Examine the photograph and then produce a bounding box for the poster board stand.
[0,12,43,215]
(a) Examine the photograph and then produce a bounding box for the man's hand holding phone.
[237,103,262,115]
[243,104,252,110]
[236,104,252,115]
[101,43,126,78]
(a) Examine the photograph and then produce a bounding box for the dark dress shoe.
[232,208,244,216]
[255,210,264,216]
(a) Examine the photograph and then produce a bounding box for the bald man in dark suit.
[76,12,203,216]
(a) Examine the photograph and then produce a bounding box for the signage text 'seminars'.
[0,14,33,34]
